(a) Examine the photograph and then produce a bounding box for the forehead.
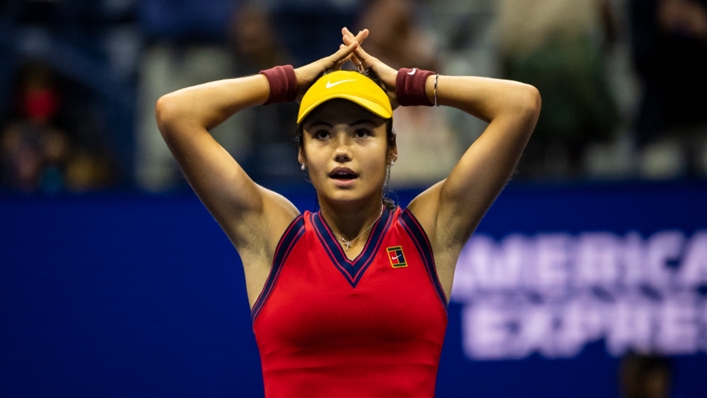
[302,99,386,129]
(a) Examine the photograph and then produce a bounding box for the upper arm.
[409,80,541,257]
[155,95,299,255]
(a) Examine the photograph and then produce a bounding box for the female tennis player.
[156,28,540,397]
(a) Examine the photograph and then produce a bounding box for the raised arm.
[416,77,539,295]
[155,39,363,304]
[155,73,298,254]
[343,28,540,295]
[411,74,540,248]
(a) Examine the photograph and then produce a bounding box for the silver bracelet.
[434,74,439,107]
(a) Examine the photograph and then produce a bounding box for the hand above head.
[341,27,399,109]
[293,29,368,103]
[337,28,369,68]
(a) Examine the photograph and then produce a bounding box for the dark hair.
[619,352,672,398]
[295,68,397,211]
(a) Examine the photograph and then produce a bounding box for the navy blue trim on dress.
[311,207,393,288]
[251,215,305,322]
[399,209,448,309]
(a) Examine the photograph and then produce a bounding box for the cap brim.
[297,94,393,124]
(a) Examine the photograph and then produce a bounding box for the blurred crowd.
[1,0,707,194]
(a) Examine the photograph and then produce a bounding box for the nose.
[334,151,351,163]
[333,133,352,163]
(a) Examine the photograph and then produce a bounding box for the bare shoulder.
[406,180,468,300]
[406,180,444,245]
[220,185,300,308]
[260,187,302,250]
[222,186,300,263]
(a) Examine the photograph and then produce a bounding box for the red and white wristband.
[396,68,439,107]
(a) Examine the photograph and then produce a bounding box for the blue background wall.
[2,181,706,397]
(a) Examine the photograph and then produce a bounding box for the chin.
[322,185,381,207]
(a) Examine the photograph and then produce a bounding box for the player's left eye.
[354,129,371,138]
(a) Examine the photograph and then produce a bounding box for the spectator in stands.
[495,0,620,178]
[0,61,115,193]
[134,0,242,191]
[354,0,461,188]
[226,3,301,185]
[629,0,707,178]
[619,352,672,398]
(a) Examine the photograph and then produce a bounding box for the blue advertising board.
[1,180,706,397]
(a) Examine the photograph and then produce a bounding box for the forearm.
[426,75,540,127]
[156,74,270,133]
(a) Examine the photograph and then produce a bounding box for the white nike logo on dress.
[392,255,401,260]
[326,79,356,88]
[408,68,417,75]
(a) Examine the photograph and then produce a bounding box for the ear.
[389,148,398,164]
[297,146,306,166]
[388,137,398,165]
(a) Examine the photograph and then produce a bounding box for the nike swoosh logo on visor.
[326,79,356,88]
[408,68,417,75]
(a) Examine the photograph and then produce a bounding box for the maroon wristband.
[396,68,435,107]
[259,65,298,105]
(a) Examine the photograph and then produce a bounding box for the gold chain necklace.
[334,207,384,251]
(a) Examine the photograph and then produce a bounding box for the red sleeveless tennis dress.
[252,207,448,397]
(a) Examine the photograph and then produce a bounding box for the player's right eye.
[314,130,330,140]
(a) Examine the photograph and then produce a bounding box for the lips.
[328,167,358,180]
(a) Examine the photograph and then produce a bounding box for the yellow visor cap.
[297,70,393,124]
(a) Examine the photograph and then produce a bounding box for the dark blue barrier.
[1,181,706,397]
